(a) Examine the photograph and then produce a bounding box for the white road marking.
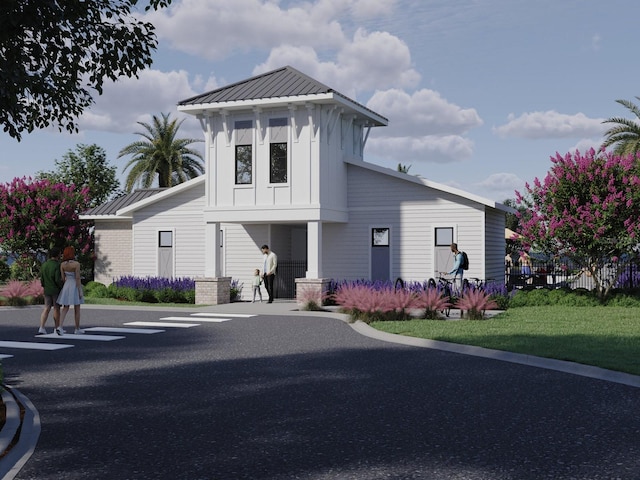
[191,313,255,318]
[0,341,73,350]
[160,316,231,323]
[0,354,13,359]
[124,321,199,328]
[37,334,125,341]
[85,327,165,334]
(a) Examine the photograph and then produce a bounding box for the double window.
[233,117,288,185]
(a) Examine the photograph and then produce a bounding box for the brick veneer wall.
[93,221,132,285]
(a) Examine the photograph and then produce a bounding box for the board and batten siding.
[93,220,132,285]
[320,164,489,282]
[131,182,206,278]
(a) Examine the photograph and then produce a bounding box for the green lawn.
[371,306,640,376]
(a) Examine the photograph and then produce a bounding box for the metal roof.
[178,65,387,124]
[82,188,166,216]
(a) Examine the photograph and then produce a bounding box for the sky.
[1,0,637,203]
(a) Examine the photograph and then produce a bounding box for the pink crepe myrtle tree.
[515,148,640,300]
[0,177,94,273]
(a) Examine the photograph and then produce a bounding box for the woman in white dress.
[56,246,84,335]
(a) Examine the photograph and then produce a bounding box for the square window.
[435,227,453,246]
[372,228,389,247]
[159,231,173,248]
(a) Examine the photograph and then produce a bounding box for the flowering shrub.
[0,279,43,306]
[413,288,452,319]
[230,279,243,302]
[455,289,498,320]
[106,276,196,303]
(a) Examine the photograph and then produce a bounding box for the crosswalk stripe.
[36,334,125,341]
[86,327,165,334]
[124,321,199,328]
[191,313,255,318]
[0,355,13,359]
[0,341,73,350]
[160,316,231,323]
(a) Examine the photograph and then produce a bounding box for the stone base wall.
[295,278,331,308]
[195,277,232,305]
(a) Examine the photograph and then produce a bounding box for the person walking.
[261,245,277,304]
[252,269,263,303]
[38,247,63,334]
[446,243,464,294]
[57,246,84,335]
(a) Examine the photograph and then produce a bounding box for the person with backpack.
[445,243,467,293]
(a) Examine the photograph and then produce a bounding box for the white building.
[82,66,511,304]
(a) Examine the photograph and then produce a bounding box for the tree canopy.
[37,144,121,208]
[602,97,640,156]
[119,112,204,192]
[516,148,640,299]
[0,177,93,262]
[0,0,172,140]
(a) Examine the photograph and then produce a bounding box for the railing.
[274,261,307,299]
[505,259,640,291]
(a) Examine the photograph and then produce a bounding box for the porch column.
[204,221,221,277]
[196,221,230,305]
[306,220,322,278]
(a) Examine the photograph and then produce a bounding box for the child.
[252,269,263,303]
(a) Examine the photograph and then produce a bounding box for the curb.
[0,386,41,480]
[350,321,640,388]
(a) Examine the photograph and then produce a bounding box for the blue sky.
[0,0,636,202]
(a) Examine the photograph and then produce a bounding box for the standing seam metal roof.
[82,188,166,216]
[178,65,388,122]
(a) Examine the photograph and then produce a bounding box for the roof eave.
[178,92,388,126]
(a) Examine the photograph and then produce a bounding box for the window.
[235,145,252,184]
[372,228,390,246]
[435,227,453,246]
[158,231,173,247]
[269,117,288,184]
[270,143,287,183]
[235,120,253,185]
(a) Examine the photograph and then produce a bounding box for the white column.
[204,221,221,277]
[306,221,322,278]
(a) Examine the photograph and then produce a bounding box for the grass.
[371,306,640,376]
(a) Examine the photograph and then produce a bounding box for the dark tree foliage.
[0,0,172,140]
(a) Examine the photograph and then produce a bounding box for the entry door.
[370,227,390,281]
[434,227,454,275]
[158,230,174,278]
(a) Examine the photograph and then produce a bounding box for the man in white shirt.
[261,244,278,303]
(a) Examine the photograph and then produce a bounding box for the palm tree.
[602,97,640,156]
[118,113,204,192]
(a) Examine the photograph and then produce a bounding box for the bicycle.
[425,275,454,317]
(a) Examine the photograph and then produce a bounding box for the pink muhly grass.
[455,289,498,320]
[25,279,44,297]
[414,288,452,319]
[332,285,413,322]
[0,280,32,299]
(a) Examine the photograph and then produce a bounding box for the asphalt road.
[0,305,638,480]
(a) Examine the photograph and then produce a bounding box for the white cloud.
[493,111,606,139]
[367,88,483,136]
[146,0,347,60]
[474,173,525,202]
[78,69,209,137]
[570,137,602,154]
[349,0,398,18]
[368,134,474,164]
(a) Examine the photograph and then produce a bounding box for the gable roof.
[80,176,205,219]
[178,66,388,126]
[81,188,166,218]
[344,158,515,213]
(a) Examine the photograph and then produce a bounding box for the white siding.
[484,208,507,283]
[322,165,488,283]
[222,224,268,300]
[93,220,132,285]
[131,182,206,278]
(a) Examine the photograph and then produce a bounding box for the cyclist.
[445,243,464,294]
